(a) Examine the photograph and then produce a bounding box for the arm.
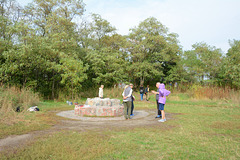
[122,91,127,100]
[151,90,158,94]
[165,90,171,97]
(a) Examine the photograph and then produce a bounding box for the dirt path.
[0,109,174,153]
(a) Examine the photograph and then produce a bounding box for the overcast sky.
[18,0,240,53]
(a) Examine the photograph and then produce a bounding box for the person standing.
[139,85,144,101]
[130,95,135,116]
[145,85,150,101]
[158,83,171,122]
[151,82,162,118]
[122,84,133,120]
[99,85,104,98]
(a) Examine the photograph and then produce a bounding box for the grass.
[0,93,240,159]
[0,101,73,139]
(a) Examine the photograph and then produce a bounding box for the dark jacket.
[140,87,144,94]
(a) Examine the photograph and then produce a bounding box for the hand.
[151,90,157,94]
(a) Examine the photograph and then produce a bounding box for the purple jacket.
[158,83,171,104]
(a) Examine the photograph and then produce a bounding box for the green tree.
[183,42,222,83]
[81,14,128,87]
[1,0,88,99]
[222,40,240,88]
[128,17,181,85]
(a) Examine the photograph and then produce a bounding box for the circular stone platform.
[57,110,149,121]
[74,97,124,117]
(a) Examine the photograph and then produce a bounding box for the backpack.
[145,88,148,93]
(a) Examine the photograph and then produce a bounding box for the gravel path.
[56,110,149,121]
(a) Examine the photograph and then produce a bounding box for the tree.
[127,17,181,85]
[80,14,128,87]
[0,0,88,99]
[183,42,222,83]
[221,40,240,89]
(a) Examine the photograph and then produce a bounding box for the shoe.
[130,114,134,116]
[155,115,160,118]
[158,119,165,122]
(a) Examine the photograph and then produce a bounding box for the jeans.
[140,93,143,101]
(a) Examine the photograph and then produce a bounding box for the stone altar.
[74,97,124,117]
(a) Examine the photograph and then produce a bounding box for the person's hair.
[129,83,133,86]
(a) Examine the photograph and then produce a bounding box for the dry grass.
[0,86,40,127]
[0,86,40,112]
[188,85,240,105]
[103,87,124,99]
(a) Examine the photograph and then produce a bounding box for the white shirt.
[99,88,103,98]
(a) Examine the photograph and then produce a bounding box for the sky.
[17,0,240,53]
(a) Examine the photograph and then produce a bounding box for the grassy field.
[0,93,239,159]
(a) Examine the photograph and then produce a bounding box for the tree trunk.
[52,71,55,99]
[52,79,55,99]
[71,80,74,100]
[140,76,144,85]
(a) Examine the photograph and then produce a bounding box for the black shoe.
[155,116,161,118]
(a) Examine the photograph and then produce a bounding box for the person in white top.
[99,85,104,98]
[122,84,133,120]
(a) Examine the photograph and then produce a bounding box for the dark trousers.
[156,100,161,116]
[131,100,134,115]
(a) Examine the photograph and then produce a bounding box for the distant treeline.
[0,0,239,99]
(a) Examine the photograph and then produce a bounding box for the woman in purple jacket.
[158,83,171,122]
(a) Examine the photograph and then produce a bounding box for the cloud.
[17,0,240,53]
[85,0,240,52]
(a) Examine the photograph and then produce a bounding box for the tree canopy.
[0,0,239,99]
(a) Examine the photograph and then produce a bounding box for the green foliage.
[183,42,223,83]
[0,0,239,99]
[128,17,181,85]
[222,40,240,89]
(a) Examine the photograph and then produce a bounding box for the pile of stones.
[74,97,124,117]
